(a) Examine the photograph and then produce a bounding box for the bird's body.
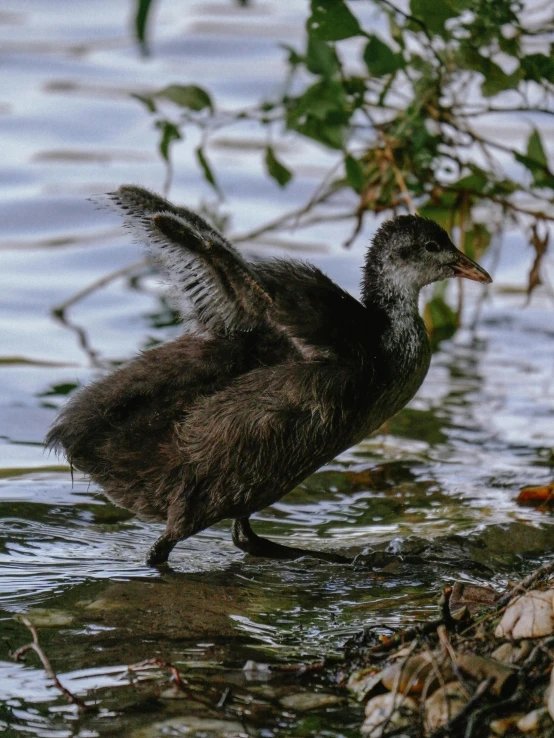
[47,186,490,565]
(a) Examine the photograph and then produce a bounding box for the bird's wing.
[255,259,387,361]
[97,185,272,335]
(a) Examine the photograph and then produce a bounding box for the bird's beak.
[451,251,492,284]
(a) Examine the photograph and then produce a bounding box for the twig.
[52,308,107,369]
[217,686,231,708]
[495,560,554,610]
[381,141,417,215]
[52,259,148,316]
[127,657,187,690]
[365,618,445,659]
[11,616,90,711]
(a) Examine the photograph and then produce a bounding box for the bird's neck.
[361,261,421,323]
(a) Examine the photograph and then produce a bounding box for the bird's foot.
[232,517,353,564]
[146,533,176,567]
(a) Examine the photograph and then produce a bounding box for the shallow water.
[0,2,553,736]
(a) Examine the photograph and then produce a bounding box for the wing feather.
[95,185,272,335]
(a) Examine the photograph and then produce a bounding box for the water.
[0,2,553,736]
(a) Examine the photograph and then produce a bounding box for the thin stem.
[12,617,91,711]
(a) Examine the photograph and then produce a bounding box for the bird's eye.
[425,241,441,253]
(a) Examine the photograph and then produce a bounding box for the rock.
[380,652,453,695]
[546,666,554,722]
[16,609,75,627]
[131,717,246,737]
[516,707,549,733]
[495,588,554,639]
[159,687,188,700]
[424,681,468,732]
[279,692,342,711]
[362,692,418,737]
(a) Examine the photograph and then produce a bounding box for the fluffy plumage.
[47,187,491,565]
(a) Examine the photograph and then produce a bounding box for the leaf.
[481,63,521,97]
[526,130,547,169]
[516,484,554,508]
[265,146,293,187]
[156,85,213,112]
[409,0,460,36]
[307,0,362,42]
[131,93,157,113]
[135,0,155,56]
[155,120,181,162]
[196,146,221,195]
[280,43,304,69]
[363,36,403,77]
[285,80,350,149]
[521,52,554,84]
[344,154,364,193]
[453,172,488,194]
[306,37,340,78]
[515,131,554,188]
[423,288,457,346]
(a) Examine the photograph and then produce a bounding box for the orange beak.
[452,251,492,284]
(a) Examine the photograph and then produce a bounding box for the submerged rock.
[131,716,246,737]
[16,609,75,627]
[279,691,342,711]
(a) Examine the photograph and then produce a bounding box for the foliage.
[134,0,554,331]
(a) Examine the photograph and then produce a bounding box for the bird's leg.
[232,517,353,564]
[146,532,177,566]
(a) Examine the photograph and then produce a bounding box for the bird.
[46,185,492,566]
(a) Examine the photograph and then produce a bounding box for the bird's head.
[363,215,491,302]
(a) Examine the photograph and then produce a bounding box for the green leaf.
[418,205,451,230]
[363,35,403,77]
[515,130,554,188]
[344,154,364,193]
[156,85,213,111]
[196,146,221,194]
[409,0,460,36]
[131,93,157,113]
[527,130,547,169]
[424,291,458,345]
[464,224,491,260]
[135,0,154,55]
[521,52,554,84]
[265,146,293,187]
[453,172,488,194]
[287,80,347,122]
[285,80,349,149]
[155,120,181,162]
[306,37,340,78]
[481,63,521,97]
[280,43,304,68]
[307,0,362,42]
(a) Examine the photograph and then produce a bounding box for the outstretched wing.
[97,185,272,335]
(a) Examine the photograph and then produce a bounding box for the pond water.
[0,2,553,737]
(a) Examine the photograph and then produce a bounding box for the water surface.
[0,2,553,736]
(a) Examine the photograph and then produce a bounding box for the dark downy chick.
[46,186,491,566]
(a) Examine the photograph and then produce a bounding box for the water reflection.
[0,0,553,735]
